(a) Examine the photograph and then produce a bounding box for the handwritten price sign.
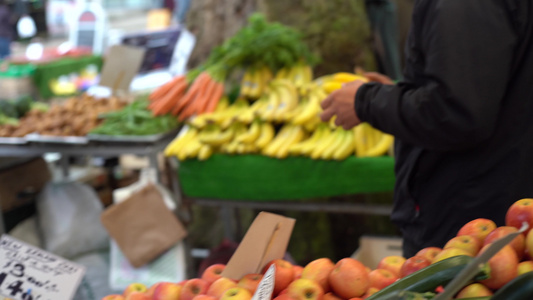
[0,235,85,300]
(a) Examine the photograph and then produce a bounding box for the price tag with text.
[0,235,86,300]
[251,264,275,300]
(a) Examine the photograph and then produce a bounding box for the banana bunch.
[353,123,394,157]
[255,79,300,123]
[240,66,273,99]
[289,86,326,131]
[261,124,306,159]
[285,124,355,160]
[275,62,313,93]
[188,98,249,129]
[315,72,369,94]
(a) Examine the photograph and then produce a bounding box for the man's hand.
[320,80,365,130]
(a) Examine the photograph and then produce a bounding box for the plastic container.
[0,62,36,100]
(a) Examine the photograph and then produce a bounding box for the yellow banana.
[198,144,213,161]
[299,125,328,156]
[199,124,235,146]
[292,92,321,125]
[364,134,394,157]
[321,128,346,160]
[275,125,305,159]
[237,96,268,124]
[332,72,368,83]
[255,122,275,149]
[275,67,291,81]
[179,138,202,160]
[248,68,263,99]
[262,125,293,156]
[240,68,253,97]
[323,81,344,94]
[259,87,280,122]
[310,129,336,159]
[333,130,355,160]
[235,120,261,144]
[165,127,197,156]
[272,79,299,122]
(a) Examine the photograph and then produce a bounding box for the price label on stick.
[251,264,275,300]
[0,235,86,300]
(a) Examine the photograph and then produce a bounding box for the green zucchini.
[367,255,490,300]
[491,271,533,300]
[368,291,435,300]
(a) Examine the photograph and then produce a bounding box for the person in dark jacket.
[0,0,13,59]
[320,0,533,257]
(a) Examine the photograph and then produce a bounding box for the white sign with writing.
[251,264,275,300]
[0,235,86,300]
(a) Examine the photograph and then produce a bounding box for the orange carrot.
[150,80,188,116]
[194,76,218,114]
[178,77,214,121]
[149,75,185,102]
[205,82,225,113]
[172,72,210,116]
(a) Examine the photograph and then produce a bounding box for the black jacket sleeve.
[355,0,517,151]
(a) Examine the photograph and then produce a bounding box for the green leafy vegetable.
[188,13,319,81]
[90,98,180,136]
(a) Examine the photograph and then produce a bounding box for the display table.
[176,154,396,239]
[0,135,176,234]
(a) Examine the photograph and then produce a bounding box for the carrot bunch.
[148,71,225,121]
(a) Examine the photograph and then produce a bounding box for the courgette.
[367,256,490,300]
[491,271,533,300]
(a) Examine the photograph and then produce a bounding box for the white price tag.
[251,264,275,300]
[0,235,86,300]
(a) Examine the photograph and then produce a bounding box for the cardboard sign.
[99,45,146,93]
[0,235,85,300]
[147,9,172,30]
[252,264,275,300]
[221,212,295,280]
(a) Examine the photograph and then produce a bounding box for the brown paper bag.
[101,183,187,268]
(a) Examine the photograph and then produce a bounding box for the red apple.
[479,244,518,290]
[506,198,533,235]
[456,283,493,298]
[125,292,151,300]
[484,226,525,260]
[377,256,406,277]
[415,247,442,262]
[323,292,342,300]
[193,296,217,300]
[292,265,304,280]
[152,282,183,300]
[262,259,294,295]
[368,269,398,289]
[517,261,533,275]
[399,255,431,278]
[123,283,148,298]
[329,258,369,299]
[202,264,226,286]
[432,248,472,264]
[361,287,379,299]
[207,277,238,299]
[526,225,533,262]
[102,295,125,300]
[457,218,497,242]
[287,279,324,300]
[301,258,335,293]
[444,235,482,256]
[181,279,210,300]
[220,287,252,300]
[273,294,295,300]
[238,273,263,294]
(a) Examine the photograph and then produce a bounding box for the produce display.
[164,70,393,161]
[101,198,533,300]
[0,94,126,137]
[90,97,180,136]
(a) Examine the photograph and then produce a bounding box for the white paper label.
[252,264,275,300]
[0,235,86,300]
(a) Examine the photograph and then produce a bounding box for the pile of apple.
[102,198,533,300]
